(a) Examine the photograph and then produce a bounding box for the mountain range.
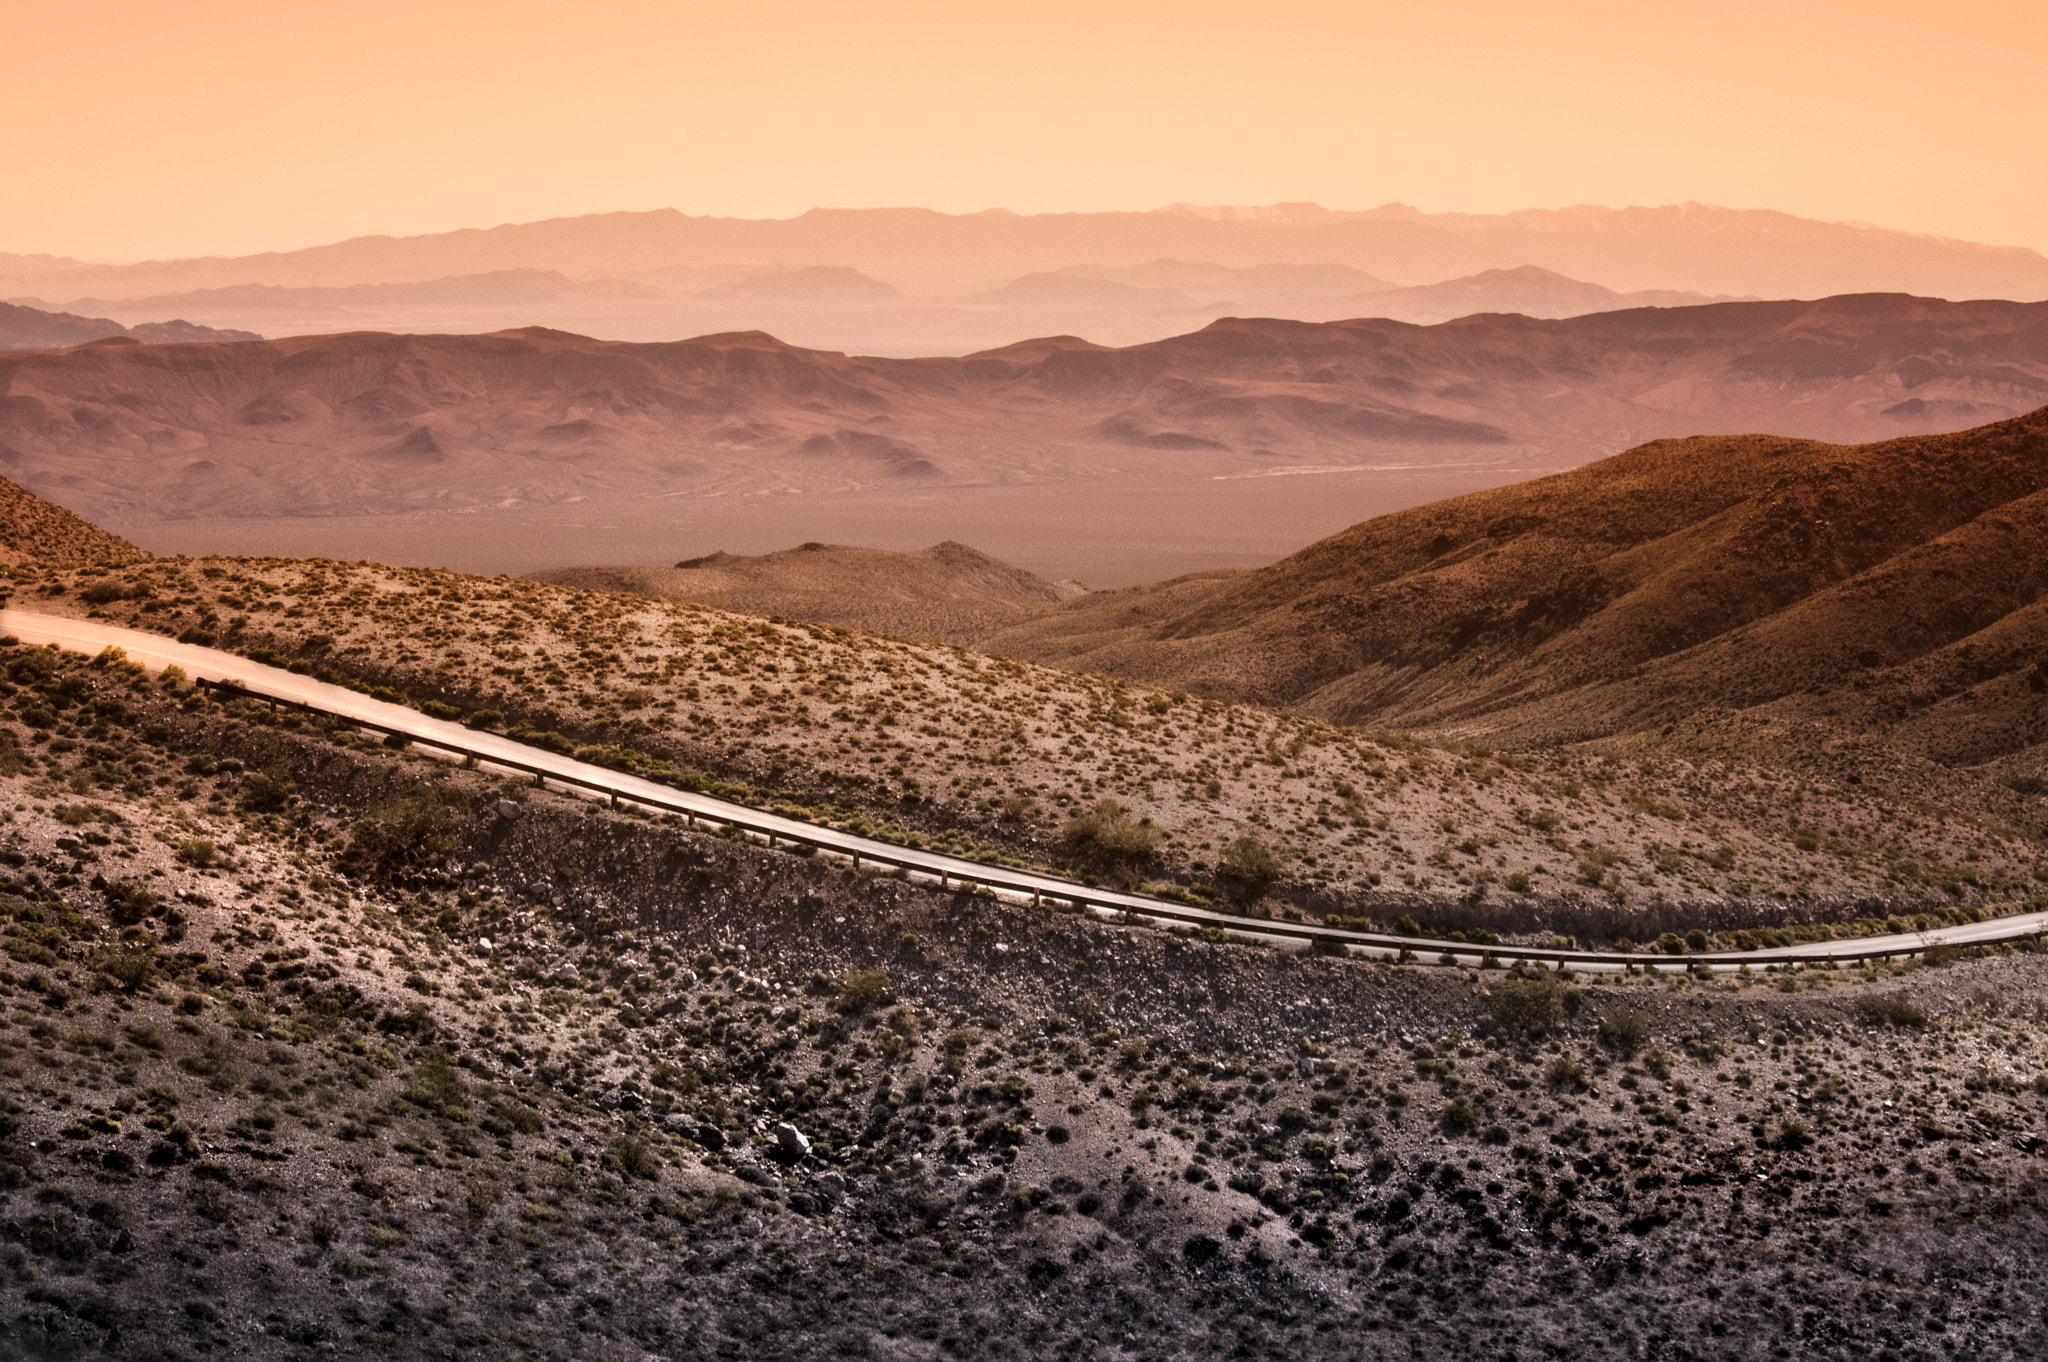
[5,201,2044,356]
[1,295,2043,559]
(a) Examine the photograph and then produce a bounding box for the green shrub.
[241,765,297,812]
[610,1135,661,1179]
[1488,973,1566,1038]
[341,788,457,880]
[488,1101,544,1135]
[1545,1054,1586,1089]
[103,879,156,926]
[1855,992,1929,1028]
[1217,834,1281,901]
[839,967,895,1012]
[420,700,462,721]
[1064,800,1163,865]
[99,945,156,993]
[1598,1007,1651,1053]
[401,1051,469,1119]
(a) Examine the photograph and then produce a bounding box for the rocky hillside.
[23,550,2048,941]
[0,641,2046,1359]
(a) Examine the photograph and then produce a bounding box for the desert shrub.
[998,793,1037,822]
[1545,1054,1587,1089]
[1216,834,1281,901]
[488,1100,544,1135]
[464,709,502,730]
[1064,800,1162,866]
[419,700,462,721]
[1441,1099,1478,1134]
[240,765,298,812]
[401,1051,469,1119]
[1681,1032,1729,1063]
[610,1136,661,1179]
[1654,932,1686,956]
[102,879,156,926]
[174,839,217,869]
[839,967,895,1012]
[1488,973,1566,1039]
[1598,1007,1651,1053]
[1856,992,1930,1028]
[98,946,155,993]
[341,788,457,880]
[1778,1118,1814,1151]
[1578,846,1627,884]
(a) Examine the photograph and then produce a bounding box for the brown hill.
[2,295,2046,539]
[0,473,147,566]
[529,540,1085,643]
[0,299,258,349]
[980,406,2048,778]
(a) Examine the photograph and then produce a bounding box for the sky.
[9,0,2046,262]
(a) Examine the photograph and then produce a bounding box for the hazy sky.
[11,0,2045,261]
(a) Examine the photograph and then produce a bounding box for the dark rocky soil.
[0,649,2046,1360]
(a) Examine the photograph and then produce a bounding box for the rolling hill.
[529,540,1085,643]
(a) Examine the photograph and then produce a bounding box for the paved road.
[8,608,2044,972]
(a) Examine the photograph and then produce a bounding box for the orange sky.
[9,0,2046,262]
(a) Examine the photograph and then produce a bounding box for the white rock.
[773,1122,811,1158]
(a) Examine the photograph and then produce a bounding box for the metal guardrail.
[201,677,2045,972]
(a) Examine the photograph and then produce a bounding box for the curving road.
[7,608,2044,973]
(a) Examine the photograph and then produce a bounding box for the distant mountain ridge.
[0,300,259,350]
[5,200,2044,305]
[1347,265,1748,325]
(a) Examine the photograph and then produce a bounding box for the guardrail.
[201,676,2045,972]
